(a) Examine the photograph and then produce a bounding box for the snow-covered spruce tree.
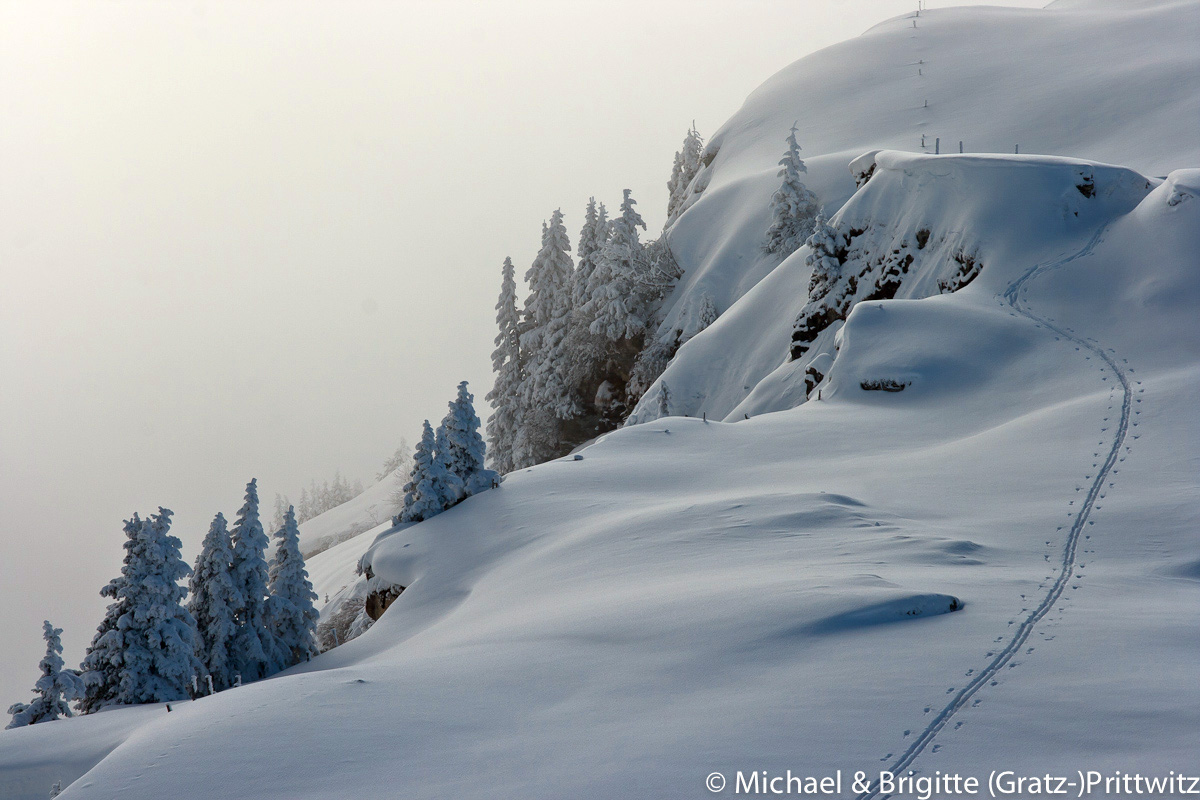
[658,382,672,418]
[564,200,614,410]
[805,212,845,301]
[267,506,319,668]
[765,123,820,258]
[681,293,719,345]
[377,437,412,482]
[584,189,651,342]
[666,125,704,225]
[111,508,203,705]
[485,257,523,475]
[228,479,283,683]
[7,621,83,728]
[513,209,577,468]
[187,512,241,692]
[572,198,608,311]
[396,420,462,524]
[78,514,141,713]
[441,381,500,495]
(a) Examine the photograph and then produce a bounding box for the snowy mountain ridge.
[3,1,1199,798]
[649,0,1198,419]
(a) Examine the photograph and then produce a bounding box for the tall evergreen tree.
[228,479,282,683]
[520,213,574,358]
[573,198,608,310]
[765,123,820,258]
[267,506,320,668]
[584,189,652,342]
[7,621,83,728]
[441,381,500,495]
[666,125,704,225]
[397,421,461,524]
[565,200,613,407]
[485,257,523,475]
[78,515,141,713]
[111,509,202,705]
[513,210,577,467]
[187,512,241,692]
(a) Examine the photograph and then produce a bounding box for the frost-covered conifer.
[520,212,574,358]
[187,512,240,692]
[765,124,820,258]
[681,293,719,345]
[514,210,577,466]
[441,381,500,495]
[585,189,652,342]
[376,437,412,482]
[397,421,462,524]
[805,212,845,299]
[78,515,140,713]
[658,382,672,418]
[565,200,613,403]
[573,199,608,310]
[228,479,283,683]
[7,621,83,728]
[485,257,523,474]
[111,508,202,705]
[267,506,319,668]
[667,125,704,224]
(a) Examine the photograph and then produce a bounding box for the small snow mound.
[1163,169,1200,207]
[808,593,964,634]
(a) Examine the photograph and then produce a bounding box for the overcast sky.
[0,0,1044,707]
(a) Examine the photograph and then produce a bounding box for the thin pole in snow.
[935,137,940,154]
[1015,144,1020,154]
[959,141,964,153]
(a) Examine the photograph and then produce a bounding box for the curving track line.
[856,224,1132,799]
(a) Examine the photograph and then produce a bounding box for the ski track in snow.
[856,224,1134,800]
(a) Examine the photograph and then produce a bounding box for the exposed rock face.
[365,584,405,621]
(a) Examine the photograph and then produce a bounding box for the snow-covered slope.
[647,0,1200,421]
[3,3,1199,799]
[296,472,400,557]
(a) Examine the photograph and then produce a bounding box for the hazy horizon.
[0,0,1044,708]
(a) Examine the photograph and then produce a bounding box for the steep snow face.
[666,152,1153,422]
[654,0,1200,413]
